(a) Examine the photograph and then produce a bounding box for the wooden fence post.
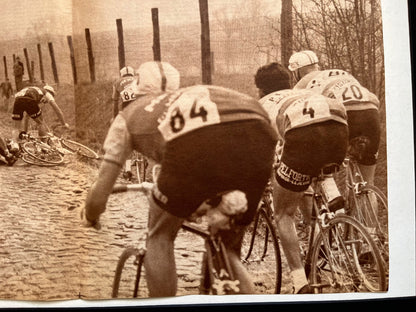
[198,0,212,84]
[48,42,59,84]
[23,48,34,83]
[116,19,125,69]
[67,35,77,84]
[3,56,8,79]
[85,28,95,83]
[151,8,161,61]
[31,61,35,82]
[37,43,45,82]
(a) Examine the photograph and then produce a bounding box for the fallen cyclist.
[80,61,277,297]
[0,136,19,166]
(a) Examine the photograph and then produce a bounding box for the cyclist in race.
[288,50,381,187]
[11,85,69,140]
[111,65,140,179]
[254,62,349,293]
[112,65,139,120]
[81,61,278,297]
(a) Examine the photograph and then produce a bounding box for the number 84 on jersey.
[158,86,221,142]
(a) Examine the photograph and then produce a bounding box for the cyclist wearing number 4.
[82,61,278,297]
[255,62,349,293]
[288,50,381,187]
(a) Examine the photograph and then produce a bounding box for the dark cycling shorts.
[152,119,278,225]
[276,120,348,192]
[347,109,380,166]
[12,97,42,121]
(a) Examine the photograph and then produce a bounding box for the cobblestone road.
[0,109,206,302]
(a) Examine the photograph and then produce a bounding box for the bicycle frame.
[111,182,240,296]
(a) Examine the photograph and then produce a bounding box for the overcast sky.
[0,0,281,40]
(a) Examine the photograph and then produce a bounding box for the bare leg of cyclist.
[144,195,184,297]
[33,116,49,138]
[221,227,255,294]
[272,179,309,293]
[358,163,379,223]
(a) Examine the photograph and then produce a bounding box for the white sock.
[292,268,308,293]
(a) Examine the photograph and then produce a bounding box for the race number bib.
[284,95,332,129]
[120,83,139,102]
[158,86,220,141]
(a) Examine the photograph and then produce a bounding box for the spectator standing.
[13,56,24,91]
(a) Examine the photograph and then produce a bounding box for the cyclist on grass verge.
[81,60,278,297]
[112,65,139,121]
[288,50,381,188]
[11,85,69,140]
[254,62,349,293]
[111,65,140,179]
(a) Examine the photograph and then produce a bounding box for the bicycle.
[301,163,387,293]
[241,180,282,294]
[111,166,245,298]
[341,136,389,276]
[122,151,149,183]
[18,132,65,166]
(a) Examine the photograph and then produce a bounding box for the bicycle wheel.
[347,185,389,272]
[241,198,282,294]
[112,247,148,298]
[21,154,60,167]
[309,214,387,293]
[22,141,64,165]
[61,138,99,159]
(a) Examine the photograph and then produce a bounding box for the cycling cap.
[43,85,55,96]
[120,66,135,77]
[136,61,180,95]
[288,50,319,71]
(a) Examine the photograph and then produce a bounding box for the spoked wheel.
[309,214,387,293]
[21,154,61,167]
[241,195,282,294]
[347,185,389,278]
[61,139,99,159]
[112,247,148,298]
[22,141,64,165]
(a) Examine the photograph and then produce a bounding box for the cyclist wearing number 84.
[82,61,278,297]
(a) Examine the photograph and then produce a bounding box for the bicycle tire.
[21,154,61,167]
[241,199,282,294]
[309,214,387,293]
[22,141,64,165]
[61,139,99,159]
[112,247,148,298]
[347,185,389,275]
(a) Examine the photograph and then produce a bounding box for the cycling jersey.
[259,88,347,140]
[294,69,379,111]
[112,76,139,107]
[104,85,271,165]
[14,86,45,102]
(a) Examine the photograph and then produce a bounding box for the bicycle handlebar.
[112,182,154,193]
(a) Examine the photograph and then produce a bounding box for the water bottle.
[321,175,344,212]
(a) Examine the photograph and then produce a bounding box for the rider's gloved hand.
[80,207,101,230]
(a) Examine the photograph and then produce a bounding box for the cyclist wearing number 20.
[82,61,278,297]
[288,50,381,188]
[255,62,349,293]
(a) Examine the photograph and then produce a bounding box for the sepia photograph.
[0,0,414,308]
